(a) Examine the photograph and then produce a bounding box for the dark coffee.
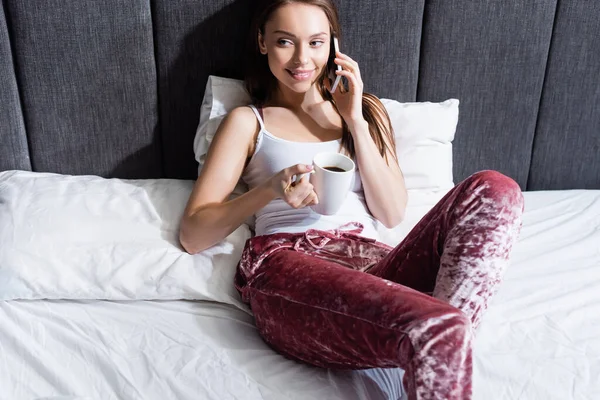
[323,166,346,173]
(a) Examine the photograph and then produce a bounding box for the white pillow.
[377,98,458,244]
[194,75,457,192]
[381,98,457,192]
[0,170,251,312]
[194,75,252,173]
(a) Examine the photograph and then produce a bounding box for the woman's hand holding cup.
[269,164,319,209]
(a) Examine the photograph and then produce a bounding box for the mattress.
[1,189,599,400]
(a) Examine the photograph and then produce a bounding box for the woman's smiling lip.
[287,69,315,80]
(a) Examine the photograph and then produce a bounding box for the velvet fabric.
[235,170,524,400]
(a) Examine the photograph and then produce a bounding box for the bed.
[1,1,599,399]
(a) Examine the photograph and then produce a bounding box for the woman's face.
[259,3,331,94]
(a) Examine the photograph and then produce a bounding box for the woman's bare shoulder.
[223,105,258,128]
[215,106,259,140]
[212,106,260,157]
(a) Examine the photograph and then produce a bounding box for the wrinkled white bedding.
[474,190,600,399]
[0,300,404,400]
[1,169,599,399]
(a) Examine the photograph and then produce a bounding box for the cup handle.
[293,169,315,184]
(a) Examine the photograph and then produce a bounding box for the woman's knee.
[467,170,524,213]
[408,307,473,356]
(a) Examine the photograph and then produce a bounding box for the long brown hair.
[244,0,397,164]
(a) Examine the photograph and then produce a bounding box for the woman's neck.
[270,82,325,111]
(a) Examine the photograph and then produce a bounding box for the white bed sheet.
[474,190,600,399]
[1,189,599,400]
[0,300,403,400]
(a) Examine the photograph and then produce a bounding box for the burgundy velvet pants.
[235,170,524,400]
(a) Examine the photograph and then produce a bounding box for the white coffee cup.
[310,152,355,215]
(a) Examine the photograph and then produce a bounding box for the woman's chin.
[281,81,313,94]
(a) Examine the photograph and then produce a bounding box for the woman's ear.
[258,31,267,55]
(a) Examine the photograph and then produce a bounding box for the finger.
[334,57,361,79]
[309,191,319,206]
[335,70,362,93]
[287,182,313,208]
[334,58,355,73]
[297,181,313,199]
[285,164,314,187]
[336,52,359,68]
[336,51,357,65]
[300,191,319,208]
[285,163,314,179]
[290,191,313,209]
[291,170,315,187]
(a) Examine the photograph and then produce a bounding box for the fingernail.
[307,165,313,170]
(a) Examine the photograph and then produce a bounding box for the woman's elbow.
[380,207,405,229]
[381,215,404,229]
[179,227,197,254]
[179,234,196,255]
[179,217,205,254]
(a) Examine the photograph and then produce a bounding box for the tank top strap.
[248,105,266,132]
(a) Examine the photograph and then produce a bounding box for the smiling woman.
[178,1,525,399]
[245,1,335,101]
[258,7,330,89]
[268,26,329,81]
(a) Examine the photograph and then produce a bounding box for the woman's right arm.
[179,107,317,254]
[179,106,269,254]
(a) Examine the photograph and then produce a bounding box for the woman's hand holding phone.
[326,38,365,127]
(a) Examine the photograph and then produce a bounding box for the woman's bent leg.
[245,249,473,400]
[368,170,524,329]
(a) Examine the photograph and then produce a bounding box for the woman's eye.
[276,39,324,47]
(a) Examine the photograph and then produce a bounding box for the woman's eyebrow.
[272,30,328,38]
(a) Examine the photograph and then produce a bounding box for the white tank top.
[241,105,380,240]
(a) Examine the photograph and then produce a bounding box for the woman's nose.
[293,45,309,65]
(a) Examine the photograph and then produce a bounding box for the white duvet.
[1,171,599,399]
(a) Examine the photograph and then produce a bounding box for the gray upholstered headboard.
[1,0,598,190]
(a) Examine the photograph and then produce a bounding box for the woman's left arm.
[330,51,407,228]
[349,118,407,228]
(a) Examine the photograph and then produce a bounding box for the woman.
[179,1,524,398]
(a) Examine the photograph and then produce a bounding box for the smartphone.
[328,36,343,93]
